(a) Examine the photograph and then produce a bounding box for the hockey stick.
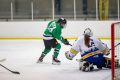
[109,43,120,51]
[0,59,6,62]
[68,44,72,46]
[0,64,20,74]
[109,43,120,57]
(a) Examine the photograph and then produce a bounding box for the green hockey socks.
[54,43,61,57]
[41,49,51,58]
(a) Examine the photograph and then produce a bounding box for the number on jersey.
[48,22,56,33]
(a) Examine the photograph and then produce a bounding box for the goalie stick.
[109,43,120,51]
[0,59,6,62]
[0,64,20,74]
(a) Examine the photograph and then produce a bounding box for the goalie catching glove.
[65,51,76,60]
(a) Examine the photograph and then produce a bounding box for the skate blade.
[52,61,60,65]
[36,60,43,63]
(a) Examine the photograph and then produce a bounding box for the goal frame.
[111,23,115,80]
[111,22,120,80]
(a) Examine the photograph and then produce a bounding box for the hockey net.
[111,22,120,80]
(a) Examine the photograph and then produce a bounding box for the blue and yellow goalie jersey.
[69,36,109,62]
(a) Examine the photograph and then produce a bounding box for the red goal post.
[111,22,120,80]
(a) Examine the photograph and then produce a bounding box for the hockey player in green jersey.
[37,18,70,65]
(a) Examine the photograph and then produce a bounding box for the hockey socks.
[54,43,61,57]
[41,49,51,58]
[37,49,51,63]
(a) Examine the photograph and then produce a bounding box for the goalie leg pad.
[103,57,119,68]
[80,61,94,72]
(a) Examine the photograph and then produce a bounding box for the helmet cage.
[58,18,67,28]
[83,28,93,37]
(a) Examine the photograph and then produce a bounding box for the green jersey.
[43,20,65,43]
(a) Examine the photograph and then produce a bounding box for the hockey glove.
[106,50,110,56]
[103,46,110,56]
[65,51,73,60]
[64,39,69,45]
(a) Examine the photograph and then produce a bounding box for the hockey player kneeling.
[65,28,118,72]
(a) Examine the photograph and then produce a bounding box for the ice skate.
[52,55,61,65]
[37,57,43,63]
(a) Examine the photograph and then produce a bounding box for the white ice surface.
[0,40,111,80]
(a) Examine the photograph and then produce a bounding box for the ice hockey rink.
[0,39,111,80]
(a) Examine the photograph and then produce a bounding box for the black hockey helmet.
[58,18,67,28]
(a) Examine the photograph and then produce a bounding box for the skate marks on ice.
[0,40,111,80]
[44,65,111,80]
